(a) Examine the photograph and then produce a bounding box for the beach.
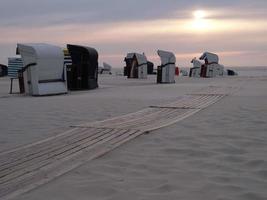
[1,69,267,200]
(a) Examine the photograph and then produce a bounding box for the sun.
[193,10,206,19]
[189,10,211,31]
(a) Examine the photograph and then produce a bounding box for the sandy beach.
[1,0,267,199]
[1,71,267,200]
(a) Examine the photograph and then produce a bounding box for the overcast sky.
[0,0,267,67]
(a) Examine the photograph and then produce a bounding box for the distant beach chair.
[199,52,224,78]
[226,69,238,76]
[99,62,112,74]
[199,52,219,64]
[124,53,148,79]
[157,50,176,83]
[180,69,188,76]
[189,57,202,77]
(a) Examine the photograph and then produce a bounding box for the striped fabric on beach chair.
[8,57,23,78]
[63,48,72,68]
[8,57,23,94]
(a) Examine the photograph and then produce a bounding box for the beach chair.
[16,43,67,96]
[189,58,202,78]
[199,52,224,78]
[99,62,112,74]
[124,53,148,79]
[157,50,176,83]
[66,44,98,90]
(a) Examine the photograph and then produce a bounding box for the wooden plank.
[166,94,222,109]
[139,109,200,132]
[74,95,225,131]
[0,127,95,161]
[79,108,156,127]
[0,128,101,170]
[120,109,187,130]
[106,109,176,129]
[90,108,170,128]
[151,95,205,109]
[0,129,143,200]
[0,129,110,180]
[0,128,124,184]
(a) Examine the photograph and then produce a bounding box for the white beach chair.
[199,52,224,78]
[17,43,67,96]
[124,53,148,79]
[157,50,176,83]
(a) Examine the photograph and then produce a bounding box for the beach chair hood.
[157,50,176,66]
[199,52,219,64]
[17,43,65,81]
[125,53,147,66]
[157,50,176,83]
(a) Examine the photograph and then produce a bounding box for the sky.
[0,0,267,67]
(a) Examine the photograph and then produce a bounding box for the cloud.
[0,0,267,66]
[1,0,266,27]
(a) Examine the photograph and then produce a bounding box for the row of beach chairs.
[123,50,176,83]
[8,45,178,96]
[6,44,236,96]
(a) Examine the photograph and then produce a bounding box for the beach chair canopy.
[125,53,147,66]
[67,44,98,77]
[157,50,176,66]
[17,43,65,81]
[125,53,135,60]
[135,53,148,66]
[199,52,219,64]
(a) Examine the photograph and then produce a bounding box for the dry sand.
[1,72,267,200]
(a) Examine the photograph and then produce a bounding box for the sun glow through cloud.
[193,10,206,19]
[190,10,213,32]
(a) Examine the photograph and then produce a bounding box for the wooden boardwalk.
[0,86,237,200]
